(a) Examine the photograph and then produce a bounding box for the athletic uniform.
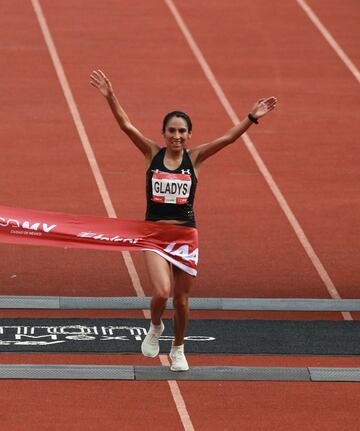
[142,147,197,371]
[145,147,197,228]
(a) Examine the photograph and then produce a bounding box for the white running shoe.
[141,321,164,358]
[170,344,189,371]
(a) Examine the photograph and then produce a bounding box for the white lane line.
[165,0,352,321]
[31,0,192,428]
[31,0,146,300]
[31,0,115,219]
[160,355,195,431]
[296,0,360,84]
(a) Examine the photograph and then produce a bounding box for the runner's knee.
[152,285,171,302]
[173,294,189,311]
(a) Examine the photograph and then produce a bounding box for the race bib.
[152,172,191,204]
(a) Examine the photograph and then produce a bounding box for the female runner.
[90,70,277,371]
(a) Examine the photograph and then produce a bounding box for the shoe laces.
[147,330,161,345]
[171,348,185,360]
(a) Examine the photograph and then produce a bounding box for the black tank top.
[145,148,197,227]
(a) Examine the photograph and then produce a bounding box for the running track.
[0,1,359,430]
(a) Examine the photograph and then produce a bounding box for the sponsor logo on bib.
[152,172,191,204]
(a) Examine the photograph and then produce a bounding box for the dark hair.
[162,111,192,133]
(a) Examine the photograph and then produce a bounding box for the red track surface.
[0,1,359,430]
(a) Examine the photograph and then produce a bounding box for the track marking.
[165,0,352,321]
[31,0,147,308]
[31,1,194,428]
[160,355,195,431]
[31,0,115,219]
[296,0,360,84]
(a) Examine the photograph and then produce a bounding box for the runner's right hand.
[90,69,113,97]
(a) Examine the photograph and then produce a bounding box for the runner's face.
[163,117,191,152]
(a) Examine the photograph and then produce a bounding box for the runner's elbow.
[120,121,132,132]
[222,133,236,145]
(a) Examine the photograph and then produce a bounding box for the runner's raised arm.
[90,69,159,159]
[189,97,277,168]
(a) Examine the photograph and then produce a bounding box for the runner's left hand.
[251,97,277,119]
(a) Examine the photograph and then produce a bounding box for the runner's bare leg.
[143,251,172,325]
[172,267,193,346]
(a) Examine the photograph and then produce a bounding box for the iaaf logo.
[78,232,143,244]
[164,242,198,264]
[0,217,56,233]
